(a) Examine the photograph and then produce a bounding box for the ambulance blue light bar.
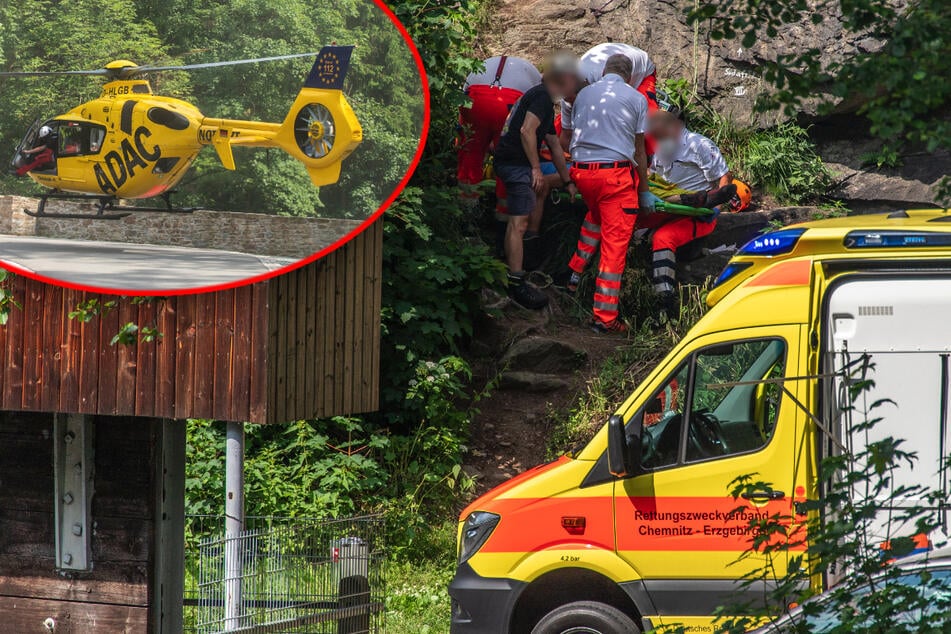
[738,228,806,256]
[844,230,951,249]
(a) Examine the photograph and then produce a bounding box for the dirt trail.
[464,301,626,493]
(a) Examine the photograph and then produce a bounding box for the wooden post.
[151,418,185,634]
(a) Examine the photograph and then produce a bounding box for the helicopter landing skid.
[23,193,199,220]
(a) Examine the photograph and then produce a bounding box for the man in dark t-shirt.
[494,54,578,310]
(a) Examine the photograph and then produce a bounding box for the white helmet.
[38,125,53,138]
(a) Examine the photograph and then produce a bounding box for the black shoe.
[509,280,549,309]
[677,191,708,208]
[590,318,629,334]
[704,184,737,209]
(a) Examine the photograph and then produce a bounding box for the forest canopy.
[0,0,425,218]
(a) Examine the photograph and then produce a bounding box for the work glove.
[638,191,663,213]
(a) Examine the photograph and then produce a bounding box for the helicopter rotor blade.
[0,69,111,78]
[130,51,322,76]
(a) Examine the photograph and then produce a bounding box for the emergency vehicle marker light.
[561,516,586,535]
[712,261,753,289]
[739,228,806,256]
[844,230,951,249]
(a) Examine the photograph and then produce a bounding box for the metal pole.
[224,421,245,631]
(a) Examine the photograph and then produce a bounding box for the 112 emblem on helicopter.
[3,47,362,219]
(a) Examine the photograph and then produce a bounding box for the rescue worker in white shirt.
[644,108,738,317]
[565,54,653,334]
[560,43,659,155]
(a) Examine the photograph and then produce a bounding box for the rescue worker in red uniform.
[457,56,541,195]
[644,109,737,317]
[565,54,653,333]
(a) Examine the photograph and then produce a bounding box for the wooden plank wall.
[0,412,155,632]
[0,277,269,422]
[0,219,382,423]
[267,219,382,423]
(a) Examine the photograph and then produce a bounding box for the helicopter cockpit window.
[57,123,106,157]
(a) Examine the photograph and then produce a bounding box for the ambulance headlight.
[458,511,500,564]
[739,228,806,256]
[712,261,753,289]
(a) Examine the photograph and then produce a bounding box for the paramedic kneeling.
[645,109,734,318]
[566,54,651,334]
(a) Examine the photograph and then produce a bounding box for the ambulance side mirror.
[608,414,641,478]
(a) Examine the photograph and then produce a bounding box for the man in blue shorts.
[493,53,578,309]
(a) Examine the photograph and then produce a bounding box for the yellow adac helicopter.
[3,47,362,219]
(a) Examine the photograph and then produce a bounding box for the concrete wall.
[0,195,363,259]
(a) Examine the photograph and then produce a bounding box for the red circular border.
[2,0,429,297]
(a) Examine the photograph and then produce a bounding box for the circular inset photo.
[0,0,426,293]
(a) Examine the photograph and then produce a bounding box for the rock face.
[498,336,587,393]
[500,371,571,392]
[500,336,587,374]
[479,0,877,121]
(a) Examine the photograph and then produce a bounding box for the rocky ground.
[464,296,623,492]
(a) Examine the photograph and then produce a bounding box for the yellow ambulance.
[449,209,951,633]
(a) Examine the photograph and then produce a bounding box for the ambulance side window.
[637,338,787,471]
[685,339,786,462]
[640,362,690,470]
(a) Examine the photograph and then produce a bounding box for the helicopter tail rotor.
[276,47,362,186]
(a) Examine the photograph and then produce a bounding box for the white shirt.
[580,43,654,88]
[651,128,730,192]
[464,56,541,94]
[569,73,648,164]
[562,43,654,131]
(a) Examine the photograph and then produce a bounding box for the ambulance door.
[614,325,803,622]
[825,276,951,549]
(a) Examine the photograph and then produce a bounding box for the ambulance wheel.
[531,600,641,634]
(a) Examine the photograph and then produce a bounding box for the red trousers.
[637,211,716,252]
[457,84,523,186]
[568,165,640,324]
[569,188,717,310]
[635,72,658,157]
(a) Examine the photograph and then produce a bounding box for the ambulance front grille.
[858,305,894,316]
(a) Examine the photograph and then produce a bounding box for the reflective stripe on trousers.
[653,248,676,294]
[569,215,602,273]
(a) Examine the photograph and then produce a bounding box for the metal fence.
[184,515,385,633]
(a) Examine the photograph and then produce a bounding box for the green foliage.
[185,355,479,548]
[0,270,20,325]
[739,124,833,205]
[386,522,457,634]
[382,188,506,405]
[688,0,950,204]
[66,296,163,345]
[110,322,139,346]
[861,145,904,169]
